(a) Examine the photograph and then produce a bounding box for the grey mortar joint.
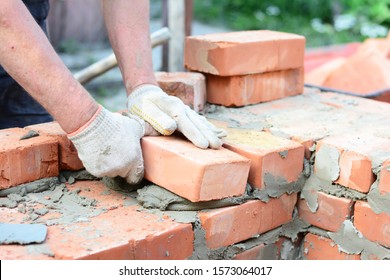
[252,173,306,203]
[328,220,390,260]
[301,174,367,213]
[367,181,390,215]
[314,143,341,183]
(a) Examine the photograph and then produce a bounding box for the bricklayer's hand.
[127,84,227,149]
[68,105,148,184]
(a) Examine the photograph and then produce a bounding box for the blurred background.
[46,0,390,110]
[192,0,390,47]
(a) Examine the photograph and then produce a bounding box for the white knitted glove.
[68,105,146,184]
[127,84,227,149]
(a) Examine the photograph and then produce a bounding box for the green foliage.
[193,0,390,47]
[57,38,81,54]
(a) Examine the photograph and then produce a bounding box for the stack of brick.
[305,33,390,102]
[184,30,306,107]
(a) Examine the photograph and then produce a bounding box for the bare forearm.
[102,0,157,94]
[0,0,98,133]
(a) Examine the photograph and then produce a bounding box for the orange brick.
[210,123,304,190]
[185,30,305,76]
[0,180,194,260]
[26,121,83,171]
[0,128,59,189]
[314,136,385,193]
[198,193,297,249]
[298,191,353,232]
[323,48,390,94]
[303,233,360,260]
[206,68,303,107]
[304,57,346,86]
[290,136,314,160]
[141,135,250,202]
[354,200,390,248]
[155,71,206,112]
[378,159,390,194]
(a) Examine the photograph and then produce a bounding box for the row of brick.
[305,33,390,101]
[1,118,306,204]
[0,179,297,259]
[184,30,306,107]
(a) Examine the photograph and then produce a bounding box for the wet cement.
[252,173,306,202]
[328,220,390,260]
[0,176,104,226]
[137,184,250,211]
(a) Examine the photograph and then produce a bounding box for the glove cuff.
[129,84,163,99]
[68,105,121,152]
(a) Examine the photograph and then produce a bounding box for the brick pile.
[185,30,306,107]
[1,30,390,260]
[305,33,390,102]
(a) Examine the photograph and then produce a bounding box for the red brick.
[141,135,250,202]
[304,57,346,86]
[290,136,314,160]
[26,121,83,171]
[0,128,59,189]
[303,233,360,260]
[298,191,353,232]
[198,193,297,249]
[206,68,303,107]
[336,150,375,192]
[378,159,390,195]
[210,122,304,190]
[354,200,390,248]
[323,48,390,94]
[155,71,206,112]
[0,180,194,260]
[185,30,305,76]
[314,136,389,193]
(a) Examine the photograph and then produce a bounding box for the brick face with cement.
[0,128,59,189]
[184,30,305,76]
[26,122,83,171]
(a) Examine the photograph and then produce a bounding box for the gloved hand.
[68,105,149,184]
[127,84,227,149]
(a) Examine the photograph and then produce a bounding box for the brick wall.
[1,30,390,260]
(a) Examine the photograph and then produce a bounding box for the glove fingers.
[125,158,145,185]
[185,108,223,149]
[129,102,177,135]
[174,110,209,149]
